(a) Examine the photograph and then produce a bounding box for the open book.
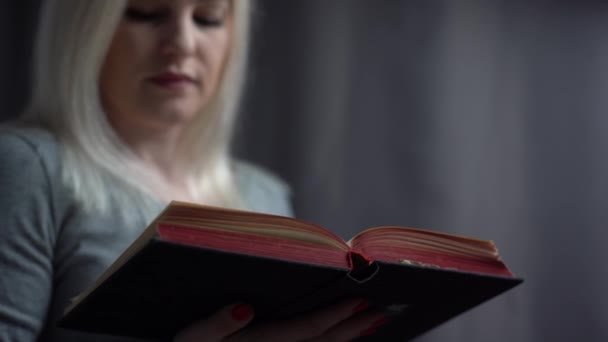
[60,201,522,341]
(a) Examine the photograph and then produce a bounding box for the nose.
[160,16,196,58]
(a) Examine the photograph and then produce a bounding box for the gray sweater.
[0,126,292,342]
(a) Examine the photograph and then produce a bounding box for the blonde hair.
[21,0,251,220]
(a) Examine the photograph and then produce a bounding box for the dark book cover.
[59,239,522,341]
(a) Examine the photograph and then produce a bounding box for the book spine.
[346,250,378,283]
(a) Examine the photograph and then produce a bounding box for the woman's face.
[100,0,232,136]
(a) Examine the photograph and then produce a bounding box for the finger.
[306,311,388,342]
[235,298,366,342]
[173,303,254,342]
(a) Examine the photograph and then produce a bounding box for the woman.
[0,0,385,340]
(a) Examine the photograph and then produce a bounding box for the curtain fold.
[240,1,608,341]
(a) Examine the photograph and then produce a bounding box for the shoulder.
[0,125,63,256]
[0,124,60,167]
[0,124,64,218]
[233,160,294,217]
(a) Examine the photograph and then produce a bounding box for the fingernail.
[370,317,390,328]
[359,327,377,337]
[359,317,390,337]
[352,299,369,314]
[231,304,253,321]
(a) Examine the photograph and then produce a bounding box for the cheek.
[200,36,229,103]
[100,48,125,113]
[200,30,232,95]
[100,55,128,119]
[211,31,231,67]
[100,26,152,109]
[104,27,149,79]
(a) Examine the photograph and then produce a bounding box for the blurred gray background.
[2,1,607,341]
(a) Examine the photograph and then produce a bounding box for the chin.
[152,102,204,124]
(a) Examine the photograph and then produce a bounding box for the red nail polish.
[231,304,253,321]
[352,300,369,314]
[359,327,377,337]
[370,317,390,328]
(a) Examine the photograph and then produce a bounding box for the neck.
[113,122,196,202]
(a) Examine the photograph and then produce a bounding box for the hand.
[173,299,388,342]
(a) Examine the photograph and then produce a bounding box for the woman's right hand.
[173,299,388,342]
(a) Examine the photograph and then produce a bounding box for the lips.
[147,72,197,88]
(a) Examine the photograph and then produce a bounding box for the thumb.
[173,303,254,342]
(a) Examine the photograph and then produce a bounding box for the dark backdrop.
[2,1,607,341]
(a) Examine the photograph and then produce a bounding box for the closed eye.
[194,15,224,28]
[125,7,167,23]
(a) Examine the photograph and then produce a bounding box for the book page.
[348,226,513,277]
[162,201,349,251]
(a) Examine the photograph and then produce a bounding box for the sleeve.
[0,132,56,341]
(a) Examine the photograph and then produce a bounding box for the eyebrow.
[197,0,230,13]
